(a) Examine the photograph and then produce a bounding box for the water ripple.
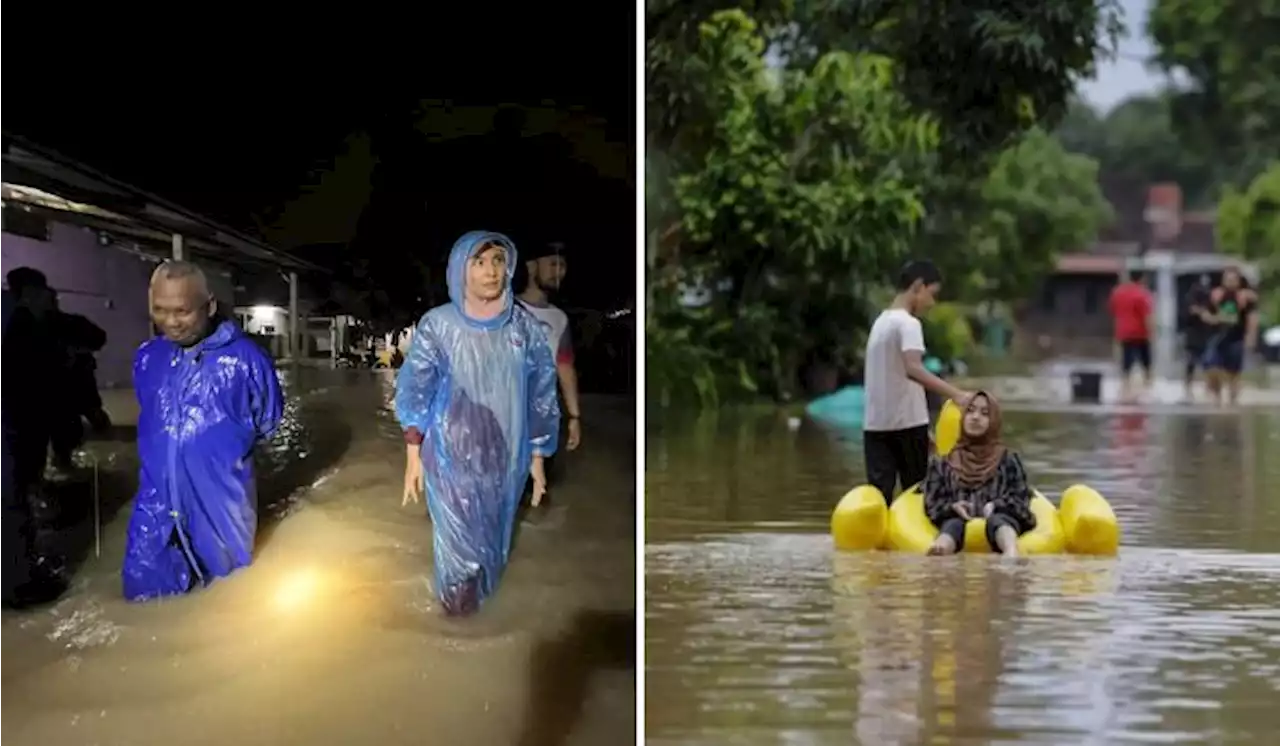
[646,408,1280,744]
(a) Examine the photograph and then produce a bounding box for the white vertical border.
[633,0,647,738]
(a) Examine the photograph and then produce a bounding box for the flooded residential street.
[3,371,636,746]
[646,403,1280,745]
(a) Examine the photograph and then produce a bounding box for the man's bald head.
[150,260,216,346]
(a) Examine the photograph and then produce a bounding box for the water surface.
[646,405,1280,745]
[4,372,636,746]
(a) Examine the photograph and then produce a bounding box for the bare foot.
[994,525,1020,556]
[927,535,957,556]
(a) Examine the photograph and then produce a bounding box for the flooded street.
[646,404,1280,745]
[3,371,636,746]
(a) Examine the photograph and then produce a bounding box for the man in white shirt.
[863,260,973,503]
[516,242,582,497]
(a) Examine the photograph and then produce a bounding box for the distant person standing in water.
[1182,274,1214,402]
[516,241,581,493]
[1203,267,1259,406]
[1108,271,1153,402]
[862,260,973,504]
[396,231,560,617]
[122,261,284,601]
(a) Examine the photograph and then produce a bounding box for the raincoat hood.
[447,230,518,329]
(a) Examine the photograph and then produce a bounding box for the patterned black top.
[921,451,1037,533]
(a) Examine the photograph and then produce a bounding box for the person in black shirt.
[1182,275,1213,401]
[1203,267,1260,406]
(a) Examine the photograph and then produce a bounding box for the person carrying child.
[923,391,1034,557]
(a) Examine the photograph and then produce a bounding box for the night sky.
[3,8,635,320]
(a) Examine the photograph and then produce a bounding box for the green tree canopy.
[1055,94,1216,207]
[1148,0,1280,175]
[943,128,1113,300]
[647,0,1123,406]
[1217,163,1280,320]
[649,10,938,405]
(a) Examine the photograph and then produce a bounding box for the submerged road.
[2,371,636,746]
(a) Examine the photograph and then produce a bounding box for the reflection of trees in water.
[647,410,858,531]
[1166,413,1280,551]
[829,556,1029,745]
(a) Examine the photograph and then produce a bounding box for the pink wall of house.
[2,221,235,388]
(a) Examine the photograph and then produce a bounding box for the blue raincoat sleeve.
[526,325,560,458]
[393,317,442,444]
[122,321,284,602]
[249,353,285,440]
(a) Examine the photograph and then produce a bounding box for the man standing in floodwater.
[1203,267,1260,406]
[1108,271,1154,402]
[396,231,560,617]
[863,260,973,503]
[516,241,582,494]
[121,261,284,601]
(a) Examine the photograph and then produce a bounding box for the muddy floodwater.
[646,404,1280,745]
[3,371,636,746]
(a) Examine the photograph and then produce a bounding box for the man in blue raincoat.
[122,261,284,601]
[395,231,560,617]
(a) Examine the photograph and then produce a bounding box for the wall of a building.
[2,220,236,388]
[1017,273,1118,360]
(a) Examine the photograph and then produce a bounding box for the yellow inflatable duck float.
[831,400,1120,555]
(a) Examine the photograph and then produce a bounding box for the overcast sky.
[1075,0,1176,111]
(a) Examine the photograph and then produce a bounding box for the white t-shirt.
[863,309,929,432]
[517,298,574,365]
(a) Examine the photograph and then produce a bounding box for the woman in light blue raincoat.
[395,231,560,616]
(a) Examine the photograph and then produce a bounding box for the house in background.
[1017,177,1256,364]
[233,268,362,364]
[1,134,327,387]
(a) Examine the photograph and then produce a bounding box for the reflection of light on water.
[46,599,123,650]
[273,568,323,612]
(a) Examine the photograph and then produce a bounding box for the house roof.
[1,133,326,274]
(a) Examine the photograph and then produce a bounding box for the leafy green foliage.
[648,1,1121,407]
[649,10,938,405]
[1218,164,1280,261]
[1055,95,1218,206]
[791,0,1124,163]
[954,128,1113,300]
[1217,163,1280,319]
[1148,0,1280,174]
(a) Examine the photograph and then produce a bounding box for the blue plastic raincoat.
[395,231,560,615]
[122,319,284,601]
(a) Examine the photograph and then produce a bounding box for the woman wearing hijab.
[922,391,1035,556]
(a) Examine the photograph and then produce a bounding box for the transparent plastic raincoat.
[122,319,284,601]
[395,231,560,615]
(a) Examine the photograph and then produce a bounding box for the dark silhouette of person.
[47,291,110,470]
[2,267,69,607]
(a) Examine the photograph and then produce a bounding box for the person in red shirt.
[1108,271,1154,402]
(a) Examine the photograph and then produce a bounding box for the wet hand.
[530,455,547,507]
[953,391,975,409]
[566,418,581,451]
[952,502,973,520]
[402,450,424,506]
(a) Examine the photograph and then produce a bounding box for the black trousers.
[863,425,930,503]
[0,427,34,601]
[938,513,1020,553]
